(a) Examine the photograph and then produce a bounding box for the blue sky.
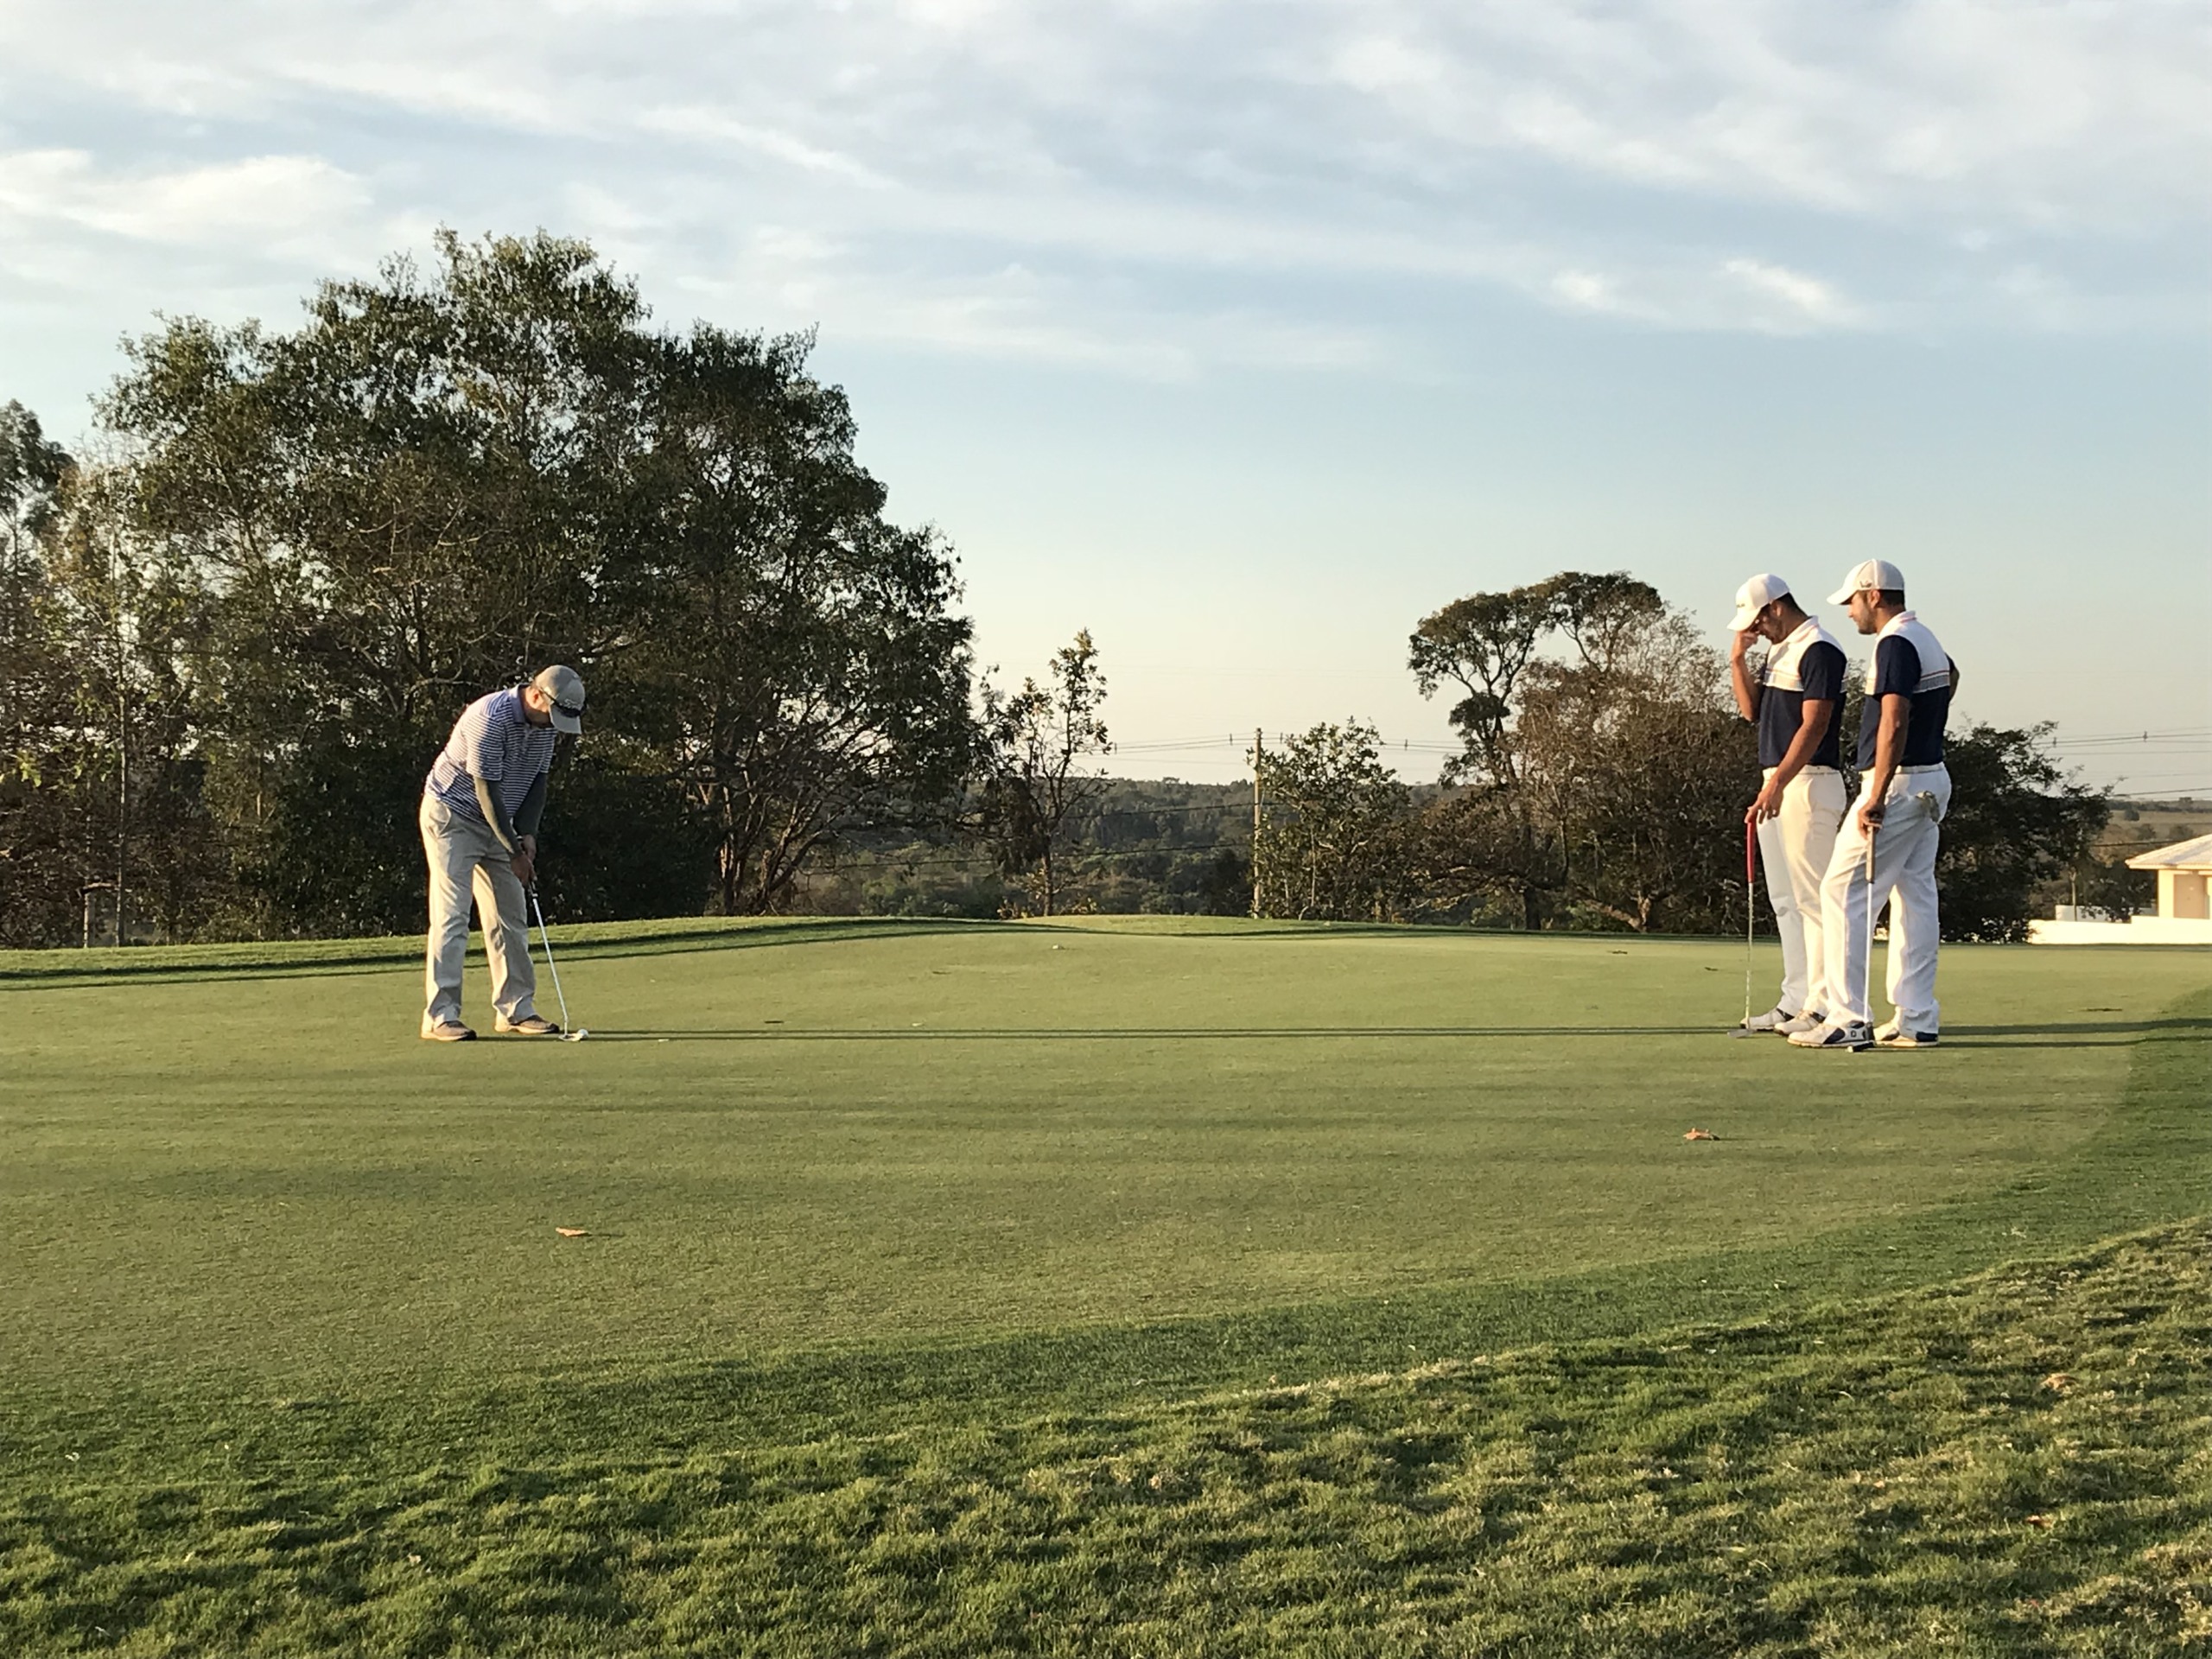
[3,0,2207,792]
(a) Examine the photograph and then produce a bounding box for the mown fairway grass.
[3,918,2208,1654]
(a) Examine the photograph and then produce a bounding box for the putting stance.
[1728,574,1846,1034]
[1791,562,1954,1052]
[418,666,585,1040]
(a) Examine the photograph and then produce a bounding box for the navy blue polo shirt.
[1757,621,1847,769]
[1858,615,1954,768]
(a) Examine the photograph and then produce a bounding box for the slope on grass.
[3,1223,2206,1657]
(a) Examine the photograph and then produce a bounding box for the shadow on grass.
[1947,1016,2212,1037]
[583,1014,2212,1045]
[0,917,1482,990]
[0,918,1011,989]
[588,1024,1726,1042]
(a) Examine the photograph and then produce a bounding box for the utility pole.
[1249,728,1263,919]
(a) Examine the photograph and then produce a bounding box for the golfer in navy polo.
[418,665,585,1040]
[1727,574,1847,1034]
[1792,562,1955,1052]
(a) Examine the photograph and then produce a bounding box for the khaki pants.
[1756,766,1846,1017]
[420,793,537,1034]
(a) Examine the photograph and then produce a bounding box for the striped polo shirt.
[424,688,557,829]
[1858,612,1954,768]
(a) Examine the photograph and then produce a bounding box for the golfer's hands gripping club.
[511,834,537,887]
[1855,798,1886,836]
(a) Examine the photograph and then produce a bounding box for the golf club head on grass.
[563,1028,589,1042]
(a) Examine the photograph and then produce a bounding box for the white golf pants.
[420,793,537,1033]
[1757,766,1846,1017]
[1820,764,1952,1031]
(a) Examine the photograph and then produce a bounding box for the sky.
[3,0,2208,795]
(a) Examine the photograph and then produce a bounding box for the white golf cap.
[1729,573,1792,632]
[1827,559,1905,605]
[531,664,586,735]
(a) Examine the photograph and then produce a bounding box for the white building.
[2030,832,2212,945]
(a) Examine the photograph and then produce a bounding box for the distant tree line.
[0,233,2120,947]
[1244,573,2112,942]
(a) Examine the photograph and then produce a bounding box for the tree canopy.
[0,233,979,942]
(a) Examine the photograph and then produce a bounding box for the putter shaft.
[530,887,575,1035]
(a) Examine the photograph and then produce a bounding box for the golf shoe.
[1789,1019,1872,1051]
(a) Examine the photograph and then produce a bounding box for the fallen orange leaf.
[556,1227,588,1238]
[1683,1128,1719,1141]
[2026,1513,2056,1529]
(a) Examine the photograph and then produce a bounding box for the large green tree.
[1253,721,1416,922]
[0,403,80,944]
[1512,610,1758,934]
[1409,572,1681,929]
[92,231,976,931]
[611,326,977,914]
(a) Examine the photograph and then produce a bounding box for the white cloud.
[0,149,369,250]
[0,0,2202,375]
[1720,257,1862,330]
[637,108,892,188]
[1549,268,1627,314]
[670,223,1384,378]
[1332,35,1445,95]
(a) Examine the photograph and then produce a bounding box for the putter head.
[563,1028,589,1042]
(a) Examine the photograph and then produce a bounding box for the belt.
[1761,765,1840,775]
[1899,762,1948,773]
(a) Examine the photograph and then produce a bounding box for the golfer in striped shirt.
[418,666,584,1040]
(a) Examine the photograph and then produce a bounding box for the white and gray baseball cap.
[1729,573,1793,632]
[531,664,586,734]
[1827,559,1906,605]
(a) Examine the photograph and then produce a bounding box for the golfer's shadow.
[1938,1016,2212,1048]
[591,1025,1726,1042]
[586,1016,2212,1046]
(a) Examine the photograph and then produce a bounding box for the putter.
[1730,814,1758,1036]
[528,886,588,1041]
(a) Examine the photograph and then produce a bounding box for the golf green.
[3,918,2204,1403]
[6,920,2210,1656]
